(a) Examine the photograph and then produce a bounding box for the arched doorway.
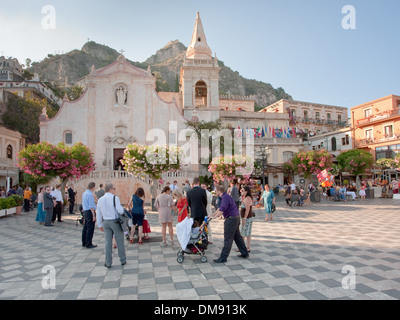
[195,81,207,107]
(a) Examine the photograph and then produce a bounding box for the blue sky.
[1,0,399,112]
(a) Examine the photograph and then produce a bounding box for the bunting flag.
[261,127,265,138]
[292,127,296,138]
[287,128,291,138]
[237,127,242,138]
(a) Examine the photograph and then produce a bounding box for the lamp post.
[256,143,271,187]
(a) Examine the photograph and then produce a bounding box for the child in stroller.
[176,217,211,263]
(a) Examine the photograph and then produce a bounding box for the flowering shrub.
[17,142,95,184]
[286,150,333,179]
[336,149,374,176]
[208,155,255,182]
[376,158,396,170]
[121,143,184,180]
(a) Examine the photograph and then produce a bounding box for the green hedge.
[0,197,19,210]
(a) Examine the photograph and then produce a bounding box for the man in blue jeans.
[211,185,249,263]
[82,182,97,249]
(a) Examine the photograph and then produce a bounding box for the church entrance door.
[114,148,125,170]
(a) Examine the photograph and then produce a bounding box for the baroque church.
[39,12,302,202]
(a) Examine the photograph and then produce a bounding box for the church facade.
[39,12,303,202]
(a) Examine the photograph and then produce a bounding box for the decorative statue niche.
[115,84,128,107]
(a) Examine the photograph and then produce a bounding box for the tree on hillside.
[2,92,58,143]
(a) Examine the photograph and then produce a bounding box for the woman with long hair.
[126,187,146,244]
[240,186,254,252]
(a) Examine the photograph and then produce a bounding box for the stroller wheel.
[177,255,184,264]
[200,255,207,263]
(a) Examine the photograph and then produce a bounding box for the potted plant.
[5,197,17,215]
[9,194,23,215]
[0,199,6,217]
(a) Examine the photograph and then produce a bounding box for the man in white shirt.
[96,183,126,268]
[51,185,64,222]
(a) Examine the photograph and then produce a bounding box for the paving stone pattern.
[1,197,400,300]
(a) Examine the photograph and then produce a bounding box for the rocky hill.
[29,40,292,109]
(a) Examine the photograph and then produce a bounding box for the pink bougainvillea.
[208,155,255,182]
[17,142,95,184]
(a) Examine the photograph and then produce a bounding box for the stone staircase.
[70,170,197,206]
[71,170,162,206]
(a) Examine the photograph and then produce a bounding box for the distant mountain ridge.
[29,40,292,109]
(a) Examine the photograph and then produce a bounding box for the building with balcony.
[351,95,400,160]
[260,99,349,140]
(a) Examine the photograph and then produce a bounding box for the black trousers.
[219,216,248,260]
[68,200,75,213]
[52,201,62,222]
[82,210,95,247]
[23,199,30,212]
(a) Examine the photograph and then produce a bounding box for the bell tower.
[181,12,220,118]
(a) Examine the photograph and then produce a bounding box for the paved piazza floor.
[1,196,400,300]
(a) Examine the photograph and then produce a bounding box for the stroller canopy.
[176,217,193,251]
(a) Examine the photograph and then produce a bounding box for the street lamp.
[256,144,271,187]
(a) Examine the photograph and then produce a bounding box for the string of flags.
[234,126,299,139]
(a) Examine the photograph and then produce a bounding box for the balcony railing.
[355,135,400,147]
[290,117,348,127]
[356,108,400,126]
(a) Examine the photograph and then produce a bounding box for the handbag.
[271,203,276,213]
[113,196,125,225]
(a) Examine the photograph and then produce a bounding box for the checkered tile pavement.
[1,196,400,300]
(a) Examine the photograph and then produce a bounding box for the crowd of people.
[16,174,397,268]
[71,177,279,267]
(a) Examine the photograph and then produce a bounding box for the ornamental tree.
[17,142,96,188]
[121,144,184,206]
[208,155,255,183]
[336,149,374,187]
[287,149,334,179]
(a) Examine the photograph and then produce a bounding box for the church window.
[65,131,72,144]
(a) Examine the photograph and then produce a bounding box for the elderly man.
[96,183,126,268]
[82,182,97,248]
[211,185,248,263]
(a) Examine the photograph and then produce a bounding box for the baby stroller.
[176,217,211,263]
